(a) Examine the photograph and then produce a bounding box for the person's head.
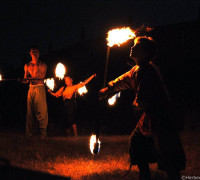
[64,76,73,86]
[130,36,157,65]
[30,46,40,60]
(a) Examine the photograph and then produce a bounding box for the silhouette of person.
[24,46,48,139]
[99,37,186,180]
[49,74,96,136]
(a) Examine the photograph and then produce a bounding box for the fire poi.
[44,62,66,91]
[44,78,55,91]
[91,27,136,155]
[77,84,88,96]
[89,134,101,154]
[55,62,66,79]
[108,92,121,106]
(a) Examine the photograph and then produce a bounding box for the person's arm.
[99,66,138,100]
[73,73,96,90]
[23,64,30,83]
[108,70,135,91]
[48,86,64,98]
[83,73,96,85]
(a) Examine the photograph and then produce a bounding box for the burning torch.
[90,27,136,155]
[105,27,135,106]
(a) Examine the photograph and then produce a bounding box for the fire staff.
[99,37,186,180]
[24,46,48,139]
[49,74,96,136]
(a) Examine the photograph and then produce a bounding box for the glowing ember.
[55,63,66,79]
[44,78,55,91]
[0,74,2,81]
[107,27,136,47]
[89,134,101,154]
[78,84,88,96]
[108,92,121,106]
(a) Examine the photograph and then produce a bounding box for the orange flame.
[0,74,2,81]
[44,78,55,91]
[107,27,136,47]
[55,63,66,79]
[108,92,121,106]
[89,134,101,154]
[77,84,88,96]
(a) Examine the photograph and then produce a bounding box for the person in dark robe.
[99,36,186,180]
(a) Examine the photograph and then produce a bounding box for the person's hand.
[21,78,29,84]
[99,87,109,100]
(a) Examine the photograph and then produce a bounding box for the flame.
[0,74,2,81]
[89,134,101,154]
[107,27,136,47]
[55,63,66,79]
[77,84,88,96]
[44,78,55,91]
[108,92,121,106]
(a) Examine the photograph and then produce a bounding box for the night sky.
[0,0,200,72]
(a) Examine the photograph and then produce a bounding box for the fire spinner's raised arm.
[83,73,96,85]
[108,69,135,91]
[74,74,96,90]
[99,66,139,100]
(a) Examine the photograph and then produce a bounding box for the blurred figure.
[24,46,48,139]
[49,74,96,136]
[99,37,185,180]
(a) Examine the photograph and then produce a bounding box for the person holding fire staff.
[23,46,48,139]
[49,74,96,137]
[99,37,186,180]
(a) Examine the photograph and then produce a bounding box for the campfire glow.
[89,134,101,154]
[55,63,66,79]
[108,92,121,106]
[44,78,55,91]
[107,27,136,47]
[0,74,2,81]
[78,84,88,96]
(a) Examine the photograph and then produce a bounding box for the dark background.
[0,1,200,135]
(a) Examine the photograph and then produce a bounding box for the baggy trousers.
[26,85,48,137]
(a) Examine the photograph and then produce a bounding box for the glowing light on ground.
[48,155,141,179]
[44,78,55,91]
[55,63,66,79]
[0,74,2,81]
[107,27,136,47]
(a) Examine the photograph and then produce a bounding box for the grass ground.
[0,131,199,180]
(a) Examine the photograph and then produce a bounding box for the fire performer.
[99,37,186,180]
[23,46,48,139]
[48,74,96,136]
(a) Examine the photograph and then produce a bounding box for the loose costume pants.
[26,85,48,137]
